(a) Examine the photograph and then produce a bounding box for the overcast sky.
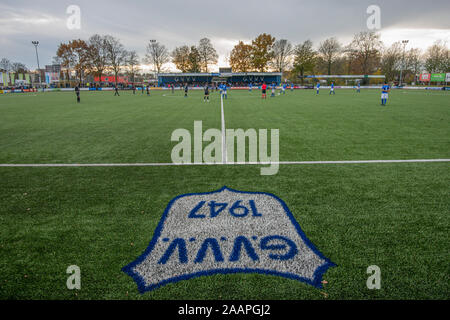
[1,0,449,72]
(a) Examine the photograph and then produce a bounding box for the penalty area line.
[0,159,449,167]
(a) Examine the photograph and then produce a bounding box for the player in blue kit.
[381,81,390,106]
[222,83,228,99]
[330,82,335,95]
[356,82,361,93]
[249,83,253,92]
[316,82,320,95]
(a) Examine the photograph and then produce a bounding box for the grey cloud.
[1,0,449,69]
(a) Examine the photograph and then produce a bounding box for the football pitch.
[0,89,449,299]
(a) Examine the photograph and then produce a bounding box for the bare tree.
[11,62,28,75]
[381,42,403,82]
[0,58,12,71]
[318,37,341,75]
[270,39,293,73]
[104,35,127,86]
[125,50,140,84]
[145,40,170,74]
[8,62,27,83]
[341,45,356,75]
[424,40,449,73]
[88,34,109,83]
[293,40,317,84]
[56,42,75,82]
[52,56,62,65]
[197,38,218,72]
[347,31,383,77]
[406,48,423,83]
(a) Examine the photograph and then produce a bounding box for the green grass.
[0,89,449,299]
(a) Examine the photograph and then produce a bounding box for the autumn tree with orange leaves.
[229,41,253,72]
[56,39,91,83]
[251,33,275,72]
[229,34,275,72]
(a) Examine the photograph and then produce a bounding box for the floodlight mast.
[32,41,41,85]
[399,40,409,87]
[150,39,157,78]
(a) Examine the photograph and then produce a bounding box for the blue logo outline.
[122,186,336,293]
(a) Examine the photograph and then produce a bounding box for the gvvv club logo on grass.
[123,187,335,293]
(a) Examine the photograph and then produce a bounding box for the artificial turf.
[0,88,448,299]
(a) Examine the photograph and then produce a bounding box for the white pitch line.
[0,159,449,167]
[221,93,227,164]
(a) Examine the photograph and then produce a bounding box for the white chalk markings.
[0,159,449,167]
